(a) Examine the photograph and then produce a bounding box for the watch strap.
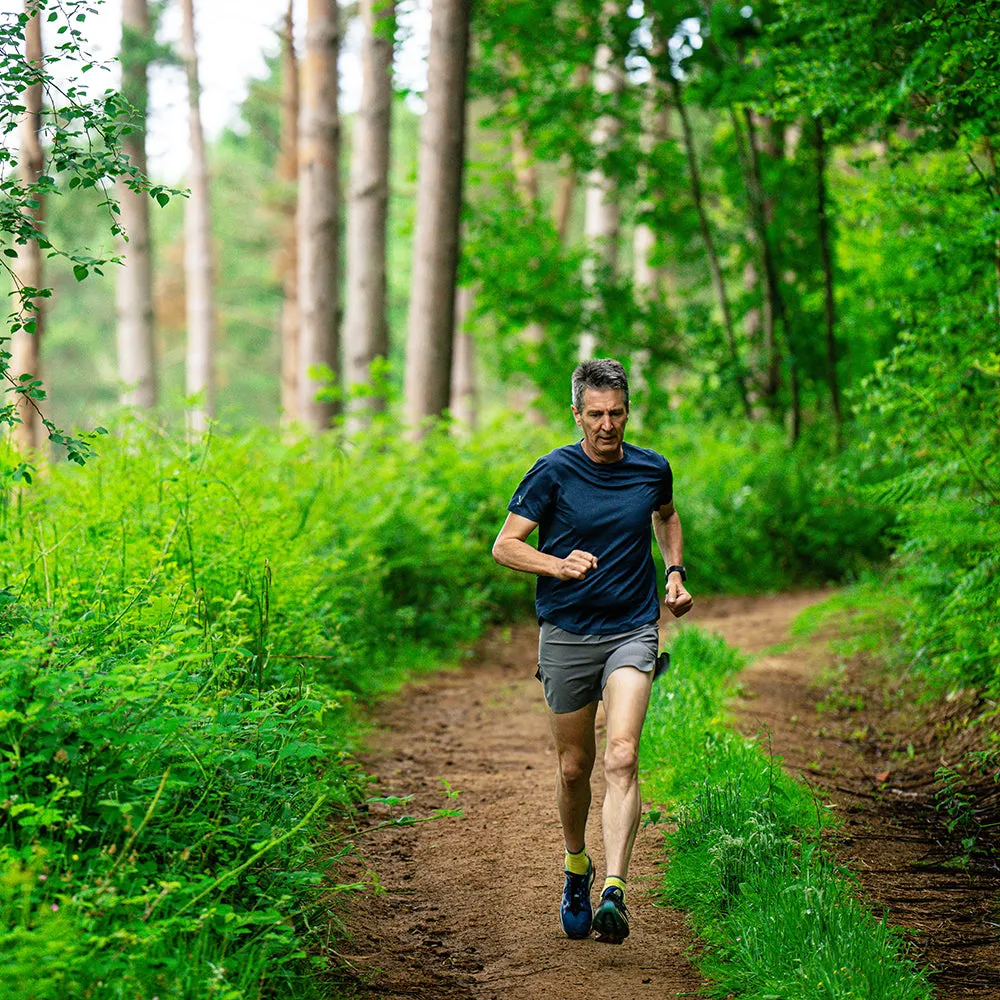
[666,564,686,582]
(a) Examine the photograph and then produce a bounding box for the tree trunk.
[814,117,842,445]
[298,0,341,431]
[673,80,751,418]
[450,284,476,429]
[11,1,45,452]
[277,0,300,426]
[115,0,156,411]
[180,0,215,435]
[403,0,470,433]
[732,107,802,439]
[634,78,669,301]
[744,110,799,440]
[344,0,394,430]
[511,126,538,204]
[579,1,623,360]
[550,59,590,245]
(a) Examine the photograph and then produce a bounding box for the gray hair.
[571,358,630,412]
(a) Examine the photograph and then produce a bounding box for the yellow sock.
[564,847,590,875]
[603,875,626,899]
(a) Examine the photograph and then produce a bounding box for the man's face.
[572,387,628,463]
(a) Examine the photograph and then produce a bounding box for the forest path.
[330,590,1000,999]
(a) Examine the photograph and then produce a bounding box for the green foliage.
[0,0,175,471]
[643,626,932,1000]
[0,419,539,998]
[635,421,890,593]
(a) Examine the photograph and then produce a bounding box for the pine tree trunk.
[116,0,157,411]
[11,1,45,452]
[450,284,476,429]
[180,0,215,435]
[344,0,394,430]
[277,0,300,426]
[403,0,470,433]
[298,0,341,431]
[814,117,842,445]
[579,0,622,361]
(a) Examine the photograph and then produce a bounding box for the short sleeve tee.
[507,441,673,634]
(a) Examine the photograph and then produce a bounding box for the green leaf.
[72,263,89,281]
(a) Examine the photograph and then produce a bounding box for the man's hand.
[556,549,598,581]
[665,577,693,618]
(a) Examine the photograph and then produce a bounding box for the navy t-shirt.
[507,441,673,634]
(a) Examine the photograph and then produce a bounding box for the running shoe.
[592,885,630,943]
[560,858,595,939]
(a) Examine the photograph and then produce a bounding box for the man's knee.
[604,736,639,785]
[559,747,594,787]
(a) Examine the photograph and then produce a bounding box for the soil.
[324,591,1000,1000]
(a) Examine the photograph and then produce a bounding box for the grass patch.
[643,627,933,1000]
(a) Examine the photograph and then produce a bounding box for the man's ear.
[571,406,582,427]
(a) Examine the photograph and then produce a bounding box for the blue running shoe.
[592,885,629,943]
[560,858,595,939]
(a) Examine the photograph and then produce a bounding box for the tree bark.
[403,0,470,433]
[814,117,842,444]
[298,0,341,431]
[550,60,590,245]
[277,0,300,426]
[180,0,215,435]
[673,80,751,418]
[634,73,669,301]
[731,107,803,440]
[450,284,476,429]
[344,0,394,430]
[579,0,623,360]
[11,1,45,452]
[115,0,157,411]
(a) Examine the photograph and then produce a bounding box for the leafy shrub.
[0,417,539,998]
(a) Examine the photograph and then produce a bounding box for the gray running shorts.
[536,620,661,714]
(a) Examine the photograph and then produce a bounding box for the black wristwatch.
[666,565,687,583]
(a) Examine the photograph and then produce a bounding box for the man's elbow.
[491,537,507,566]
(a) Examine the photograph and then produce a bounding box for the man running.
[491,358,693,943]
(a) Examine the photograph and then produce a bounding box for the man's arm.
[492,512,598,581]
[652,501,693,618]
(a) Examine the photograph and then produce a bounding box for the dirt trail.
[701,592,1000,1000]
[329,591,1000,999]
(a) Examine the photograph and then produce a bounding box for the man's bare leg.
[600,666,654,879]
[549,701,599,853]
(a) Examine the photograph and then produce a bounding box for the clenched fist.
[555,549,598,581]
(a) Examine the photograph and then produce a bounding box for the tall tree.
[403,0,471,431]
[10,0,45,452]
[579,0,623,360]
[115,0,157,411]
[298,0,341,431]
[180,0,215,434]
[277,0,300,425]
[450,284,476,428]
[343,0,394,428]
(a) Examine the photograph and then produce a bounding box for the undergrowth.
[0,417,541,999]
[643,627,933,1000]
